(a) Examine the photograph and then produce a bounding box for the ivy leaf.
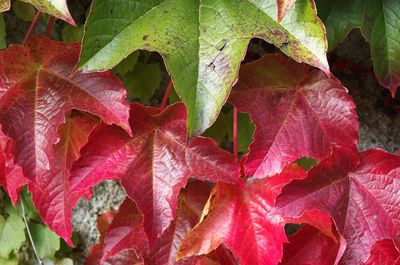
[101,199,147,263]
[69,102,240,244]
[277,0,297,21]
[316,0,400,96]
[0,0,10,12]
[0,215,25,258]
[281,225,341,265]
[0,126,27,205]
[85,211,143,265]
[363,240,400,265]
[22,0,75,25]
[275,147,400,265]
[0,35,131,189]
[30,223,60,259]
[30,112,99,246]
[79,0,328,135]
[229,54,358,178]
[178,165,309,265]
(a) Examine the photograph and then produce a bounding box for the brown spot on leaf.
[143,35,148,41]
[271,28,288,45]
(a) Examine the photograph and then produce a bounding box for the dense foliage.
[0,0,399,264]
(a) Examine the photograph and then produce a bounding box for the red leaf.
[280,225,340,265]
[277,0,296,21]
[0,35,131,189]
[145,181,215,265]
[178,165,307,265]
[70,102,240,244]
[276,147,400,264]
[29,112,99,245]
[363,239,400,265]
[101,199,147,263]
[0,126,27,205]
[229,54,358,178]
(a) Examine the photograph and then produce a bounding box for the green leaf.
[79,0,328,135]
[30,223,60,259]
[0,257,18,265]
[204,110,254,154]
[6,188,40,221]
[316,0,400,95]
[20,0,75,25]
[295,157,317,170]
[113,51,140,77]
[61,25,84,42]
[13,1,36,22]
[123,62,161,102]
[0,215,26,258]
[0,14,5,49]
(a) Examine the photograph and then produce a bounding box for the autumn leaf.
[0,0,10,12]
[79,0,328,136]
[280,225,342,265]
[275,147,400,265]
[69,102,240,245]
[229,54,358,178]
[178,165,311,265]
[0,126,26,205]
[29,112,99,246]
[363,239,400,265]
[0,35,131,190]
[316,0,400,96]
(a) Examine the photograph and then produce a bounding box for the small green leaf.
[316,0,400,95]
[113,51,140,77]
[61,25,84,42]
[0,257,18,265]
[6,188,40,221]
[0,215,26,258]
[30,223,60,259]
[123,62,161,102]
[13,1,36,22]
[0,14,5,49]
[80,0,328,136]
[295,157,317,170]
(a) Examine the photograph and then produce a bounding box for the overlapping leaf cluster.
[0,0,399,265]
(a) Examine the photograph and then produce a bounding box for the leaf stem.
[46,16,55,37]
[233,106,238,159]
[23,10,41,46]
[160,79,173,111]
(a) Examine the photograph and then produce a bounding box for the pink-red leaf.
[0,126,26,205]
[276,147,400,264]
[229,54,358,178]
[0,35,131,189]
[178,165,307,265]
[101,199,147,263]
[363,239,400,265]
[280,224,340,265]
[70,103,240,245]
[29,112,99,246]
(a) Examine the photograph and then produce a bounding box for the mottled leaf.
[79,0,328,135]
[316,0,400,96]
[0,35,131,190]
[229,54,358,178]
[21,0,75,25]
[276,147,400,264]
[70,103,240,244]
[277,0,296,21]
